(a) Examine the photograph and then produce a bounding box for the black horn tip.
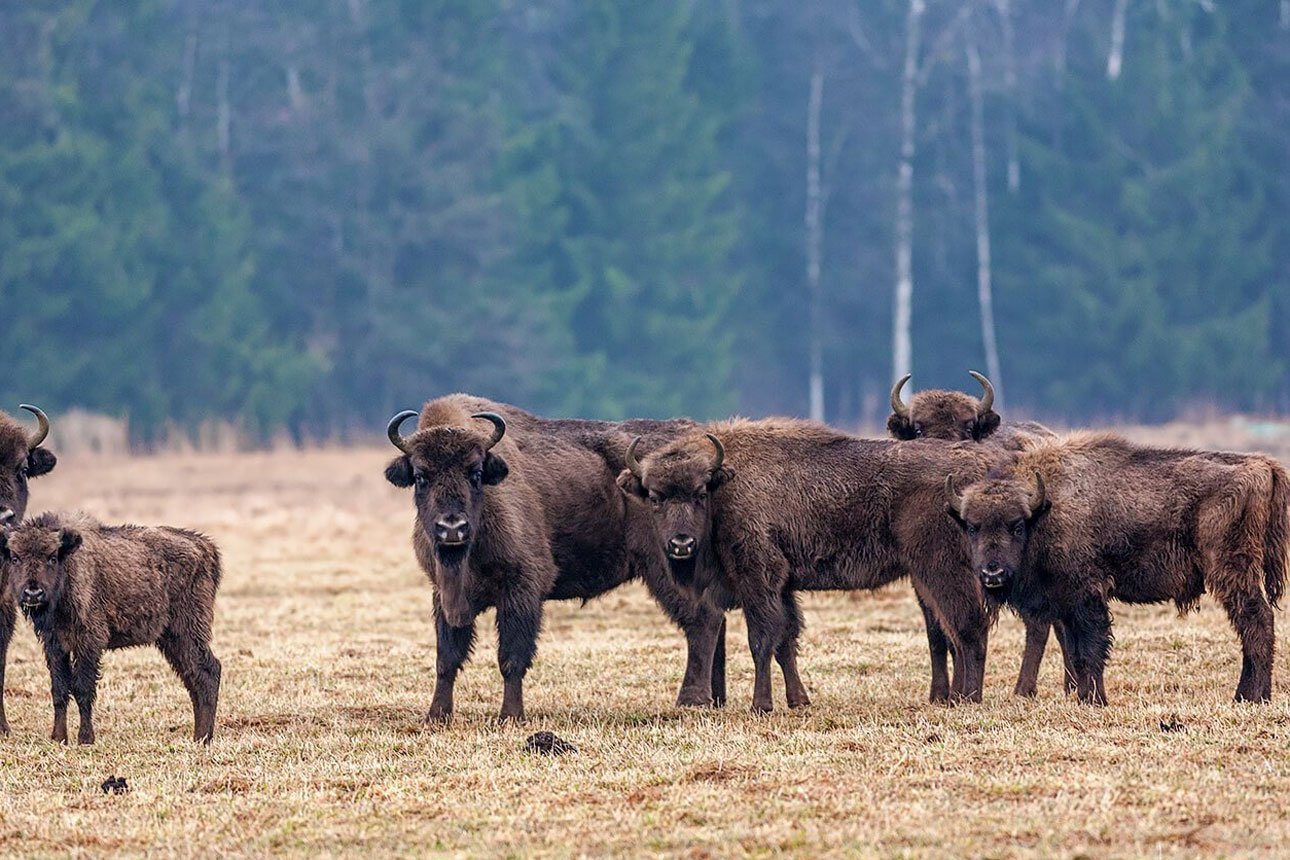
[386,410,419,453]
[470,412,507,450]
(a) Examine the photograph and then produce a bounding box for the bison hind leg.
[158,632,222,742]
[1218,590,1275,703]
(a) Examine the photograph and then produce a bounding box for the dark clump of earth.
[523,731,576,756]
[1159,715,1186,733]
[101,775,130,795]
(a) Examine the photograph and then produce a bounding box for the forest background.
[2,1,1286,442]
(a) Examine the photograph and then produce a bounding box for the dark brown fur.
[622,418,1005,711]
[949,433,1290,704]
[3,512,222,743]
[0,408,58,735]
[384,394,726,722]
[885,380,1070,697]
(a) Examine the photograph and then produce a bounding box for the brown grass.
[1,428,1288,857]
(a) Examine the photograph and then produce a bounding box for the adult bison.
[887,372,1070,698]
[0,405,57,735]
[947,433,1290,703]
[384,394,726,722]
[620,418,1002,711]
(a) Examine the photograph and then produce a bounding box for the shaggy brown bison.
[0,405,57,735]
[886,375,1070,698]
[947,433,1290,704]
[3,512,223,743]
[384,395,727,722]
[620,418,1003,711]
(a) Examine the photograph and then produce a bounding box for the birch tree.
[805,64,825,421]
[966,11,1004,407]
[892,0,924,386]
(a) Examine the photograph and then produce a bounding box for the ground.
[0,432,1288,857]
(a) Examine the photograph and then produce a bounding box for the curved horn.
[890,374,912,419]
[705,433,725,474]
[625,437,644,479]
[968,370,995,415]
[945,474,965,515]
[19,404,49,449]
[1028,471,1047,515]
[471,412,506,451]
[386,410,418,454]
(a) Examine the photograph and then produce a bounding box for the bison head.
[0,405,56,526]
[887,372,1001,441]
[617,433,733,580]
[0,521,81,618]
[945,470,1050,594]
[384,409,509,576]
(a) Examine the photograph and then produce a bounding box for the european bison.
[384,394,727,722]
[887,374,1071,698]
[0,405,57,735]
[3,512,223,743]
[947,433,1290,703]
[620,418,1001,711]
[887,371,1050,445]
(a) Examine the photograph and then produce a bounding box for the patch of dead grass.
[0,438,1286,856]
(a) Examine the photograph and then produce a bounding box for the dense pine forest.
[1,1,1286,440]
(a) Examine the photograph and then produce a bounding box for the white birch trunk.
[967,27,1004,408]
[806,67,825,422]
[994,0,1020,192]
[893,0,924,386]
[1107,0,1130,81]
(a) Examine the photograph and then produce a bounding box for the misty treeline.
[1,1,1286,441]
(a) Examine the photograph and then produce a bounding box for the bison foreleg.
[1052,621,1078,695]
[494,593,541,722]
[1062,599,1112,706]
[676,610,724,708]
[711,617,727,707]
[427,603,476,724]
[69,648,101,745]
[777,592,810,708]
[1014,618,1052,698]
[40,636,74,744]
[741,598,785,714]
[0,597,13,735]
[915,592,953,703]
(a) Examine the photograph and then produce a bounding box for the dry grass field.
[1,423,1289,857]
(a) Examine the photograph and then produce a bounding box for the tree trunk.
[1107,0,1130,81]
[892,0,924,386]
[994,0,1019,192]
[806,65,825,422]
[967,21,1004,408]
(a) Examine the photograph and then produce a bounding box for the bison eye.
[17,464,28,479]
[913,425,924,437]
[966,524,978,537]
[413,472,428,489]
[469,468,483,488]
[47,555,56,565]
[648,494,662,509]
[1011,521,1025,538]
[9,554,20,564]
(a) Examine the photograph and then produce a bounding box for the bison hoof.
[424,708,453,726]
[787,694,811,709]
[675,690,715,708]
[1234,691,1271,704]
[750,701,773,714]
[1013,684,1038,698]
[497,710,525,724]
[0,722,9,737]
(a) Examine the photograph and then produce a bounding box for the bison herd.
[0,374,1285,744]
[386,374,1288,720]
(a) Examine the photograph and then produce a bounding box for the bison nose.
[980,562,1008,590]
[20,585,45,606]
[983,561,1003,575]
[0,509,14,526]
[434,513,471,546]
[667,534,696,560]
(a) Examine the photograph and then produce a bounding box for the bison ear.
[886,413,917,440]
[26,447,56,478]
[0,531,8,560]
[57,528,82,559]
[707,465,735,491]
[973,411,1002,441]
[482,452,509,485]
[616,469,646,499]
[384,456,414,488]
[1027,497,1051,523]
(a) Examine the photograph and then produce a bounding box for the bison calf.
[3,513,222,744]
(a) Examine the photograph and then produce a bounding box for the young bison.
[0,404,58,735]
[3,512,222,744]
[947,433,1289,704]
[887,373,1070,698]
[620,419,1003,711]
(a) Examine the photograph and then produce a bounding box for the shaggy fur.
[622,418,1007,711]
[384,394,726,722]
[3,512,222,743]
[949,432,1290,704]
[885,379,1070,697]
[0,408,58,735]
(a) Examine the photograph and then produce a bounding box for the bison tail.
[1265,462,1290,609]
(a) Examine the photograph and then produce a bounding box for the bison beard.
[385,394,728,723]
[623,418,1003,711]
[0,404,57,736]
[949,433,1289,704]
